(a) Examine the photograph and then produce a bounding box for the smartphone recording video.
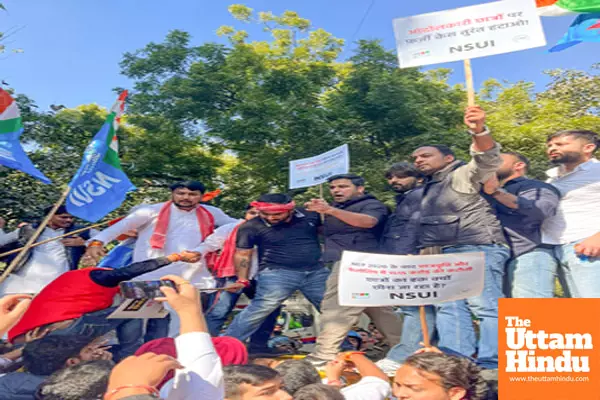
[119,280,177,300]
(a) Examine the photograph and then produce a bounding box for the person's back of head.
[274,360,320,395]
[35,360,114,400]
[292,384,344,400]
[23,335,95,376]
[257,193,293,204]
[224,364,291,400]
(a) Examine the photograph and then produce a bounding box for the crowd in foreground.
[0,105,598,399]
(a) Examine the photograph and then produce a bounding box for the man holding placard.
[411,106,509,369]
[304,173,401,366]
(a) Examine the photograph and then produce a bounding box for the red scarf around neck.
[212,223,242,278]
[150,201,215,249]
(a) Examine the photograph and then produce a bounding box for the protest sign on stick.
[338,251,485,342]
[289,144,349,190]
[393,0,547,105]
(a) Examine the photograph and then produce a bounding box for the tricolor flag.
[549,13,600,51]
[0,88,51,183]
[537,0,600,16]
[66,91,136,222]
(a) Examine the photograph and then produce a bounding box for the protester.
[8,252,200,360]
[0,335,112,400]
[411,106,509,369]
[223,364,292,400]
[378,162,436,373]
[0,327,47,374]
[292,384,345,400]
[0,205,99,296]
[541,130,600,297]
[273,359,321,396]
[199,204,280,353]
[305,173,400,365]
[35,359,114,400]
[325,352,391,400]
[483,152,561,298]
[393,352,488,400]
[85,181,237,339]
[224,194,330,344]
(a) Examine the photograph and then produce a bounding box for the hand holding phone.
[119,280,178,300]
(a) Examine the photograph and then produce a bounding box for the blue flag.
[549,13,600,52]
[0,89,51,183]
[66,92,135,222]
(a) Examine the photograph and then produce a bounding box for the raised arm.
[306,199,381,228]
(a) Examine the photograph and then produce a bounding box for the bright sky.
[0,0,595,110]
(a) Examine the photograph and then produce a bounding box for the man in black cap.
[0,205,97,296]
[85,181,237,339]
[304,173,401,365]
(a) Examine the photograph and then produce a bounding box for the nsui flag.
[0,88,51,183]
[66,91,135,222]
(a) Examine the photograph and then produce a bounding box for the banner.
[393,0,547,68]
[338,251,485,307]
[66,92,135,222]
[289,144,349,189]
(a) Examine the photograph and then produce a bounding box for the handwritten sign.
[289,144,350,189]
[392,0,546,68]
[338,251,485,307]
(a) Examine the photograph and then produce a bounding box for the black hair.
[169,180,206,193]
[417,144,456,158]
[23,335,95,376]
[224,364,281,400]
[274,360,321,395]
[547,130,599,152]
[257,193,293,204]
[503,151,531,172]
[385,162,424,179]
[327,173,365,187]
[404,352,488,400]
[293,383,345,400]
[354,328,372,336]
[44,205,70,216]
[35,360,114,400]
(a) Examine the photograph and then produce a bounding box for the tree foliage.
[1,5,599,226]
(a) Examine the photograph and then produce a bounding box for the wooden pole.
[319,183,325,223]
[0,187,71,284]
[0,219,112,259]
[419,305,431,347]
[464,59,475,107]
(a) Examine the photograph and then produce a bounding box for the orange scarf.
[150,201,215,249]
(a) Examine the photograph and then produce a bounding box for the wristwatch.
[468,126,491,137]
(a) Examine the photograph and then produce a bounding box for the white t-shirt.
[542,159,600,245]
[341,376,391,400]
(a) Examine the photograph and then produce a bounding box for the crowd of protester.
[0,105,598,399]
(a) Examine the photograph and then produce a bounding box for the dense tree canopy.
[1,4,599,227]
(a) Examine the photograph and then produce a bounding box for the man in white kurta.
[85,181,237,339]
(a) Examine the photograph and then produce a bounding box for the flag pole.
[319,183,325,223]
[0,186,71,284]
[0,219,114,259]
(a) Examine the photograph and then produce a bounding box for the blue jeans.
[386,305,436,363]
[435,244,510,369]
[525,242,600,298]
[508,247,557,298]
[49,307,143,361]
[206,277,280,347]
[225,267,330,342]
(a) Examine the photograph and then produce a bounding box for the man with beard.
[225,193,330,343]
[304,174,400,365]
[540,130,600,297]
[483,152,560,298]
[85,181,237,339]
[410,106,509,369]
[376,163,436,374]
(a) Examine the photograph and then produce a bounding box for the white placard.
[338,251,485,307]
[289,144,350,189]
[393,0,546,68]
[107,299,168,319]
